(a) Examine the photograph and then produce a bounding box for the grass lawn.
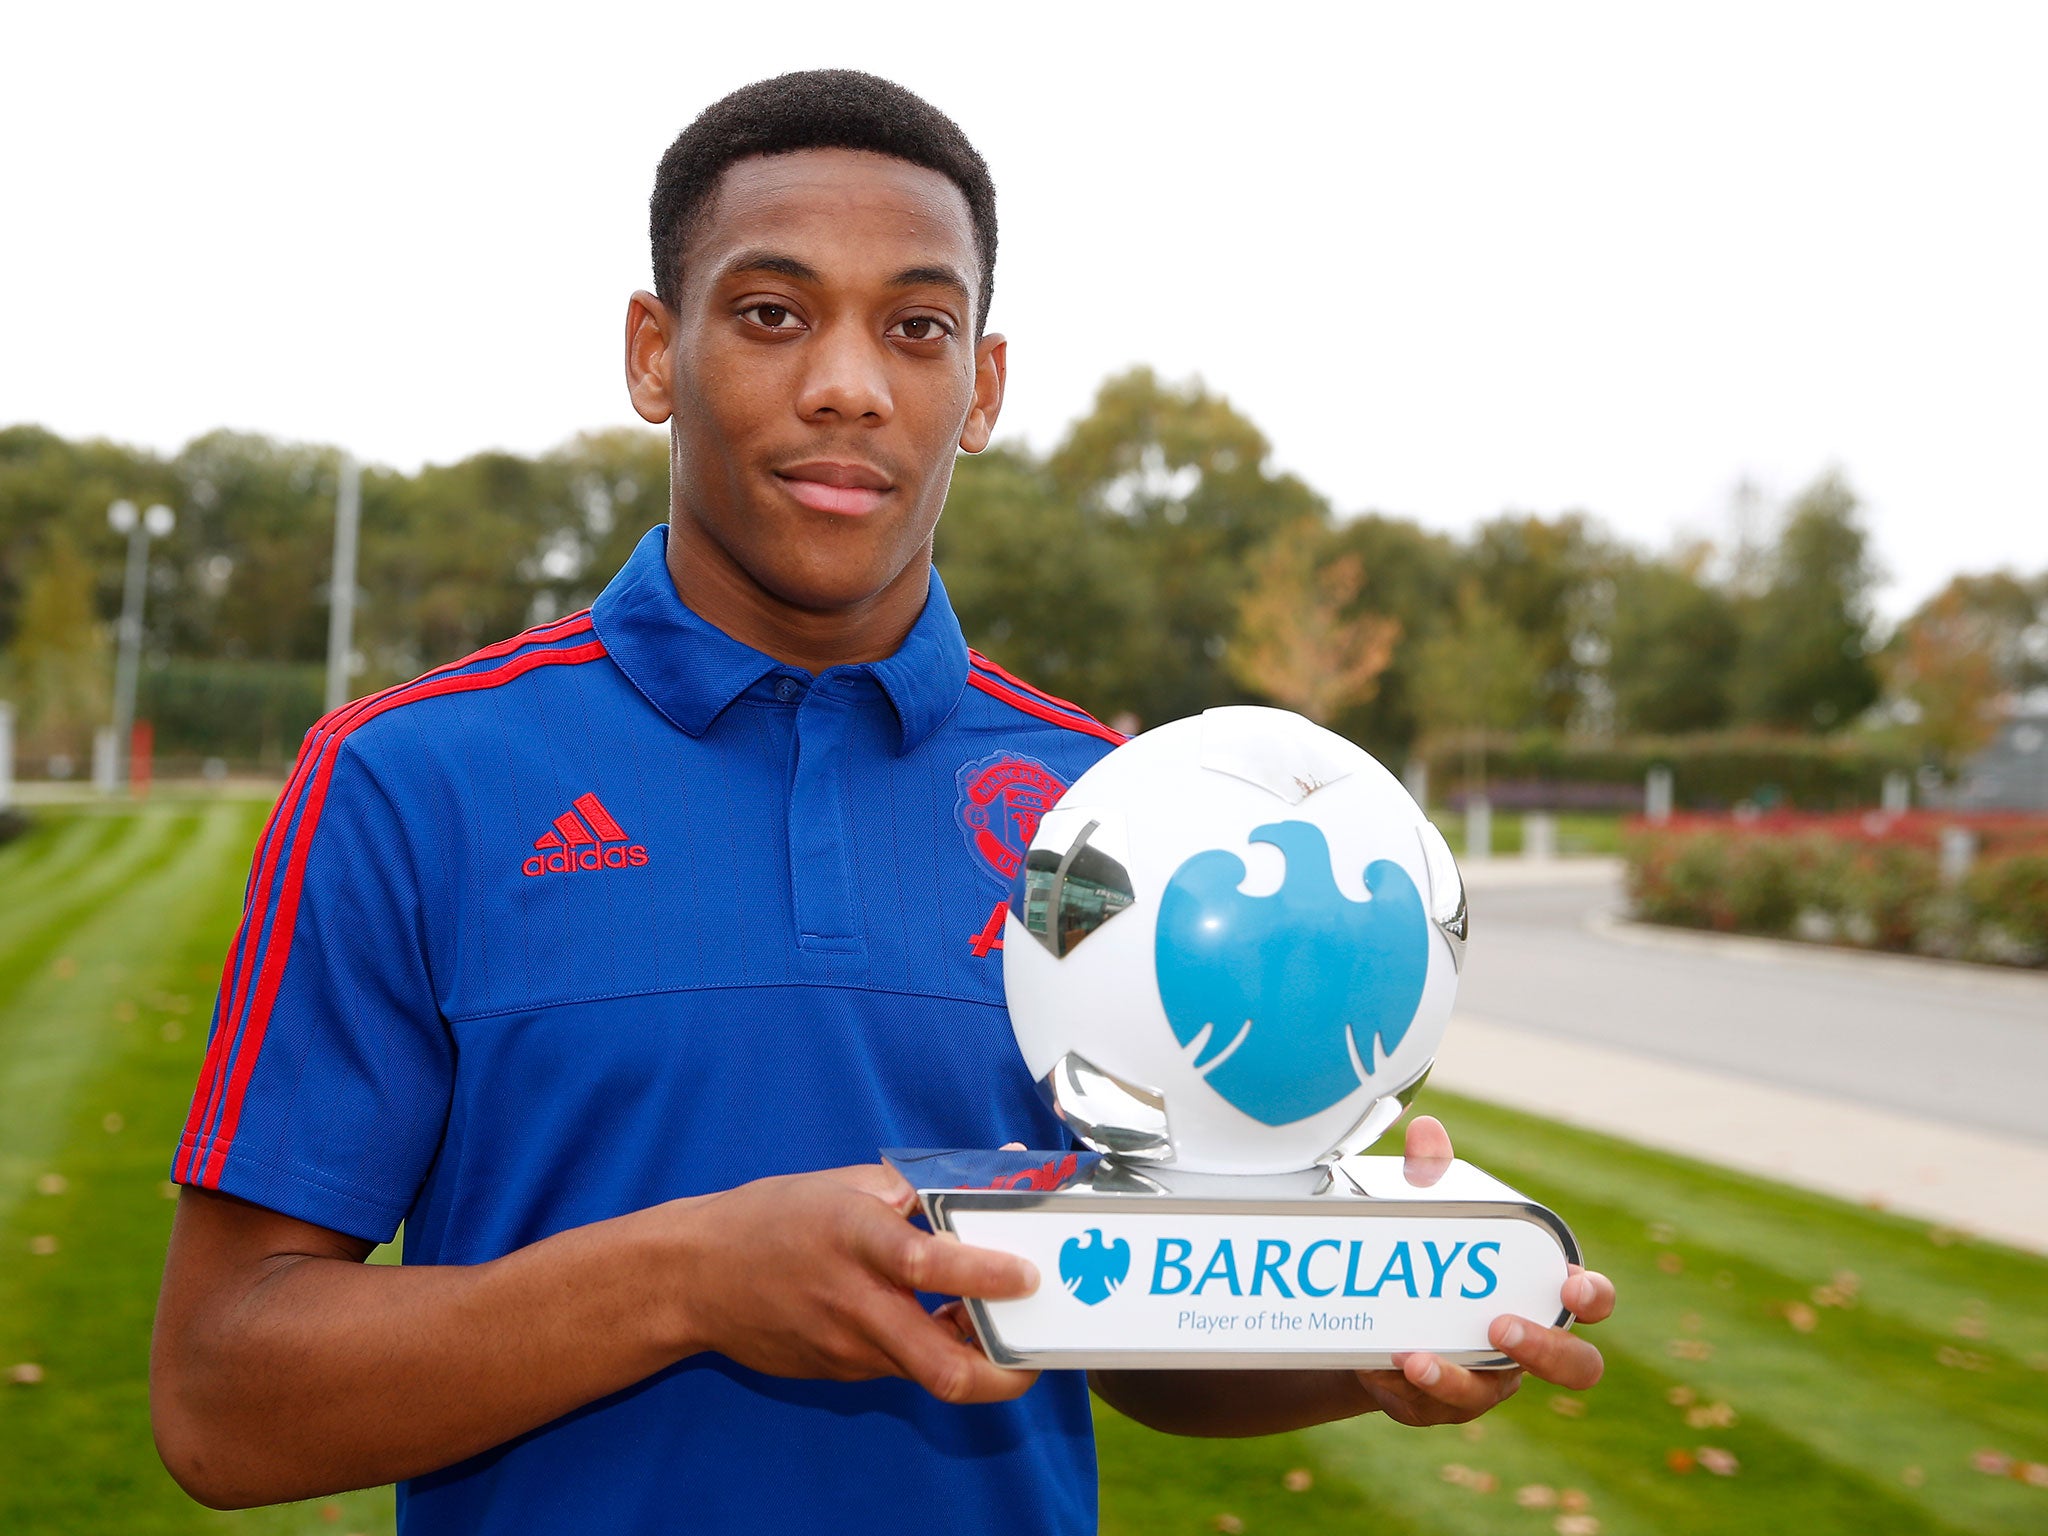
[1433,810,1625,859]
[4,805,2045,1534]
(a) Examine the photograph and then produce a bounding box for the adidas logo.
[521,792,649,877]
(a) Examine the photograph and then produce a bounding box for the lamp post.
[107,498,175,792]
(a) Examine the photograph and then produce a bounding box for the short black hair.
[650,70,998,333]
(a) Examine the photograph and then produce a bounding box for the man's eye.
[742,304,802,331]
[891,316,954,342]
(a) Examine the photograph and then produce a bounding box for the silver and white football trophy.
[896,706,1580,1370]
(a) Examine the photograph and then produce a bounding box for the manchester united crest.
[955,753,1066,883]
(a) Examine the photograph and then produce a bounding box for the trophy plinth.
[894,1149,1577,1369]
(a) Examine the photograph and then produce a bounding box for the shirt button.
[775,677,803,702]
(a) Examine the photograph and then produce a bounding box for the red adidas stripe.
[966,649,1112,727]
[575,792,627,841]
[965,671,1127,746]
[178,612,597,1181]
[180,625,605,1184]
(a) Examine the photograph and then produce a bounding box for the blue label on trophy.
[1058,1228,1131,1305]
[1154,820,1430,1126]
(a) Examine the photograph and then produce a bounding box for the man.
[151,70,1612,1534]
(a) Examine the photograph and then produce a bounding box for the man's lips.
[775,461,894,517]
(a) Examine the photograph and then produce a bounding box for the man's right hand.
[152,1164,1038,1508]
[659,1162,1041,1404]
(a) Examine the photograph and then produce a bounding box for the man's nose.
[794,319,893,425]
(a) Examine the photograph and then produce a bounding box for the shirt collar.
[590,524,969,754]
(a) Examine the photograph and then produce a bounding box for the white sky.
[4,2,2044,623]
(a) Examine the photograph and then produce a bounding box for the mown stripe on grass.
[0,812,153,958]
[0,806,247,1226]
[0,810,190,996]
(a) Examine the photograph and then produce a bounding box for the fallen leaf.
[1559,1489,1591,1514]
[1666,1338,1715,1361]
[113,1000,137,1022]
[1646,1223,1676,1244]
[1460,1422,1486,1443]
[1973,1450,2012,1476]
[28,1235,58,1257]
[1554,1518,1600,1536]
[1936,1346,1991,1373]
[1953,1316,1988,1340]
[1665,1449,1697,1474]
[1213,1515,1244,1535]
[9,1363,45,1385]
[1550,1396,1587,1418]
[102,1112,124,1134]
[2015,1462,2048,1489]
[35,1173,66,1196]
[1666,1385,1696,1406]
[1517,1485,1558,1508]
[320,1504,343,1524]
[1282,1468,1312,1493]
[1697,1447,1739,1476]
[160,1020,184,1042]
[1687,1402,1738,1430]
[1901,1466,1925,1488]
[1784,1302,1818,1334]
[1679,1311,1705,1335]
[52,956,77,979]
[1656,1252,1684,1275]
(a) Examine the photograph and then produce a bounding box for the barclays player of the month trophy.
[887,706,1581,1370]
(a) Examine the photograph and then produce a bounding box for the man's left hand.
[1354,1114,1613,1427]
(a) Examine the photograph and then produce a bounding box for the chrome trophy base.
[911,1154,1580,1371]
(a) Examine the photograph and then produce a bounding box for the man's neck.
[663,517,930,675]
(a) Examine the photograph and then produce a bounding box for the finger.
[864,1220,1040,1301]
[1403,1114,1453,1187]
[931,1298,979,1344]
[868,1292,1040,1405]
[833,1162,919,1214]
[1490,1315,1605,1391]
[1563,1266,1616,1324]
[1000,1142,1026,1152]
[1397,1350,1518,1413]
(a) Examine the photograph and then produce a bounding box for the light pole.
[107,498,175,792]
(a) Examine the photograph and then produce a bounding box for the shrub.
[1623,814,2048,968]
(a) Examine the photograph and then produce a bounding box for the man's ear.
[625,291,676,426]
[958,333,1008,454]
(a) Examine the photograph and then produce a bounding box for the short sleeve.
[172,732,452,1244]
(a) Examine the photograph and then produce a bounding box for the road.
[1422,859,2048,1251]
[1451,860,2048,1145]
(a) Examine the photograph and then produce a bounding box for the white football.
[1003,706,1465,1175]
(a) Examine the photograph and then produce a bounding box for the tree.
[1605,550,1741,734]
[1464,513,1615,731]
[1227,520,1400,724]
[1323,514,1462,759]
[1883,577,2010,772]
[1,527,108,763]
[933,444,1160,719]
[1047,368,1327,726]
[1410,582,1541,796]
[1732,471,1881,732]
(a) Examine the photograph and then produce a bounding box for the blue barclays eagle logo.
[1155,820,1429,1127]
[1059,1228,1131,1306]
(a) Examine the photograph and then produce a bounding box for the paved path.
[1425,859,2048,1254]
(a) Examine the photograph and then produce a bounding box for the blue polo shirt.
[173,525,1125,1535]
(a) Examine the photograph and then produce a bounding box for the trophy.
[891,706,1579,1370]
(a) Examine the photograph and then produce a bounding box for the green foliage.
[1,526,109,762]
[1464,513,1613,730]
[1429,732,1914,811]
[1412,584,1543,764]
[1606,555,1742,734]
[1732,471,1882,733]
[1623,819,2048,965]
[137,659,326,766]
[933,445,1161,718]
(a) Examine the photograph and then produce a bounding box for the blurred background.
[1,4,2044,1534]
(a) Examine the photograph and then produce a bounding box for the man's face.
[628,148,1003,622]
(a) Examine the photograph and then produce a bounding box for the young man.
[152,71,1611,1534]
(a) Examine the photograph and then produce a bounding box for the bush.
[1623,814,2048,968]
[136,658,325,768]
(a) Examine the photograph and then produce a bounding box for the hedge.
[1427,731,1916,812]
[136,659,325,768]
[1622,814,2048,967]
